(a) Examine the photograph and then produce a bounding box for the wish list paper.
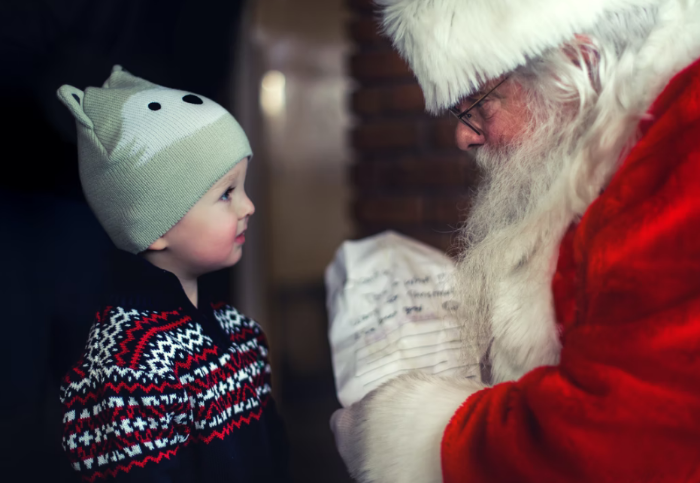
[325,231,480,407]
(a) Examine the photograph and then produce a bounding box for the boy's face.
[153,158,254,277]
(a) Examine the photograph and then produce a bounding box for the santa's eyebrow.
[462,77,509,107]
[456,87,489,107]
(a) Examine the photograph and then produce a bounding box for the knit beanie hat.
[56,65,252,254]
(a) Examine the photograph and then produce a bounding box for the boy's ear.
[56,85,94,129]
[147,237,168,251]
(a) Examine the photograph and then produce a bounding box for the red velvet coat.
[442,58,700,482]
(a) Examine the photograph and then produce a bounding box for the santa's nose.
[455,121,485,151]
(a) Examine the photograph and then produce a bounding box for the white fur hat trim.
[377,0,662,112]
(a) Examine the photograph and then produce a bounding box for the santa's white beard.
[451,30,665,383]
[469,132,566,243]
[456,91,582,384]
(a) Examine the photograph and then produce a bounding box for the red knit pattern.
[60,303,272,481]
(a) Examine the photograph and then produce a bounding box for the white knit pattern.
[115,87,228,167]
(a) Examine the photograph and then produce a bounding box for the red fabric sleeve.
[551,225,578,331]
[441,58,700,482]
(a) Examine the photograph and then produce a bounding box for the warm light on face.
[260,70,286,117]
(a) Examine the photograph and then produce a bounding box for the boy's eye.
[221,187,235,201]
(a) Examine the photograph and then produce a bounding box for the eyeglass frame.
[448,76,510,136]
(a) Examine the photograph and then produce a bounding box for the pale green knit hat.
[56,65,252,254]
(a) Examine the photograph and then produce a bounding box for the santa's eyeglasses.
[448,76,510,136]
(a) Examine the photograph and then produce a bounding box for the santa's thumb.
[330,406,367,479]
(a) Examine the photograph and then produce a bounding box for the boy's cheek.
[174,216,240,266]
[201,227,240,259]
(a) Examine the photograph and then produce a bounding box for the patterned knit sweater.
[59,251,289,482]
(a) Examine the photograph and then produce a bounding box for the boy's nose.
[243,195,255,217]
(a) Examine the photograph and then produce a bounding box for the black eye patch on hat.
[183,94,203,104]
[148,95,202,111]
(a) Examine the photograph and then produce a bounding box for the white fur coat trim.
[357,373,484,483]
[377,0,663,112]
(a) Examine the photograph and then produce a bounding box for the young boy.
[56,66,288,482]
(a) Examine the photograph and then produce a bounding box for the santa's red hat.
[377,0,664,112]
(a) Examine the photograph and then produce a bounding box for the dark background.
[1,1,246,480]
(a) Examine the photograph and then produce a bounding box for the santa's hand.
[329,373,483,483]
[330,396,373,481]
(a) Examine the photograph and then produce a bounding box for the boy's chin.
[226,247,243,267]
[214,246,243,270]
[187,246,243,276]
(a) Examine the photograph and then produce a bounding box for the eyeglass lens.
[449,77,509,136]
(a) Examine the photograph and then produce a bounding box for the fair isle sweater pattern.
[60,302,271,481]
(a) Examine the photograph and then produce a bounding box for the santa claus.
[331,0,700,481]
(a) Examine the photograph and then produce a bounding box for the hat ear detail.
[56,85,94,129]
